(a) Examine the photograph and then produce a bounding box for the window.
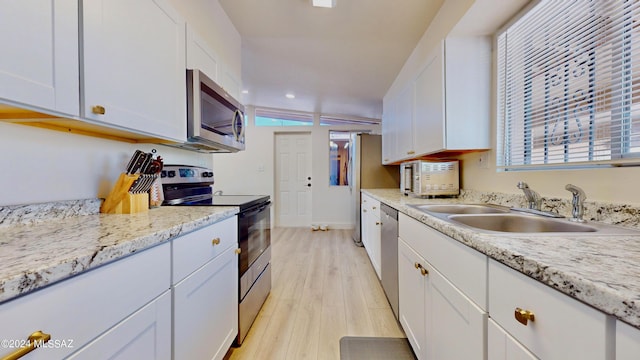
[320,115,380,126]
[329,131,352,186]
[255,108,313,126]
[497,0,640,170]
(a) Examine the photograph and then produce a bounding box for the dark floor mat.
[339,336,417,360]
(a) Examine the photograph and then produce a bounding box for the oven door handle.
[240,202,271,218]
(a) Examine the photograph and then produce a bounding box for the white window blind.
[497,0,640,170]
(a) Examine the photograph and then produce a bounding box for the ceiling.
[219,0,444,120]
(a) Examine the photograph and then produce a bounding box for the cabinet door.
[414,41,445,156]
[428,265,486,360]
[68,291,171,360]
[366,209,382,280]
[186,24,219,82]
[488,319,537,360]
[398,238,427,360]
[396,83,415,160]
[617,320,640,360]
[174,245,239,360]
[381,99,396,164]
[82,0,186,141]
[0,0,78,116]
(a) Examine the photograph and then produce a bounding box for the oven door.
[238,201,271,276]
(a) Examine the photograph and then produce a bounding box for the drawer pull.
[514,307,535,326]
[375,221,381,225]
[414,262,428,276]
[407,150,416,155]
[211,238,221,246]
[372,206,377,210]
[1,330,51,360]
[235,248,242,255]
[91,105,106,115]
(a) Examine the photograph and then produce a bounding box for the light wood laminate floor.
[225,227,404,360]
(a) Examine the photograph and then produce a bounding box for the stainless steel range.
[161,165,271,345]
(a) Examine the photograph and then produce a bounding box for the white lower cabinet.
[361,194,382,279]
[617,320,640,359]
[489,259,612,360]
[173,245,239,360]
[398,214,487,360]
[398,239,427,359]
[488,319,537,360]
[68,291,171,360]
[172,216,239,360]
[428,264,486,360]
[0,243,170,360]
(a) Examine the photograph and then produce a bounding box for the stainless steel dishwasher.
[380,203,399,319]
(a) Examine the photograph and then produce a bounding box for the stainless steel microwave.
[184,69,245,152]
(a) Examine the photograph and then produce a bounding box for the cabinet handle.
[372,206,377,210]
[1,330,51,360]
[211,238,221,246]
[514,307,535,326]
[375,221,382,225]
[407,150,415,155]
[92,105,106,115]
[384,158,389,162]
[363,209,367,213]
[235,248,242,255]
[414,262,428,276]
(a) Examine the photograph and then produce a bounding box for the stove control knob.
[168,170,176,178]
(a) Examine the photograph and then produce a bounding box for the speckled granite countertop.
[0,203,238,304]
[363,189,640,329]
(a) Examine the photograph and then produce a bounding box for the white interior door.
[275,133,312,227]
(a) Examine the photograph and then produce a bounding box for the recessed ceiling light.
[285,93,296,99]
[241,90,249,94]
[312,0,336,8]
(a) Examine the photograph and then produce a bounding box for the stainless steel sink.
[448,213,597,233]
[408,203,640,235]
[409,204,510,214]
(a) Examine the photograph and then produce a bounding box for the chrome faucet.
[517,181,542,210]
[565,184,586,222]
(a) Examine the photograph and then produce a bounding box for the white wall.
[212,106,381,228]
[0,122,211,206]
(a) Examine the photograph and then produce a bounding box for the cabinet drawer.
[0,243,170,360]
[399,213,487,309]
[361,194,380,218]
[489,259,612,360]
[173,216,238,283]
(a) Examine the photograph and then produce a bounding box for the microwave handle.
[232,109,244,141]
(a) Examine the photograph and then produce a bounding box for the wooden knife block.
[100,173,149,214]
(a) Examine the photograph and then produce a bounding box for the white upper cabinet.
[381,101,396,164]
[81,0,187,141]
[413,43,444,156]
[382,36,491,163]
[186,24,220,83]
[0,0,79,116]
